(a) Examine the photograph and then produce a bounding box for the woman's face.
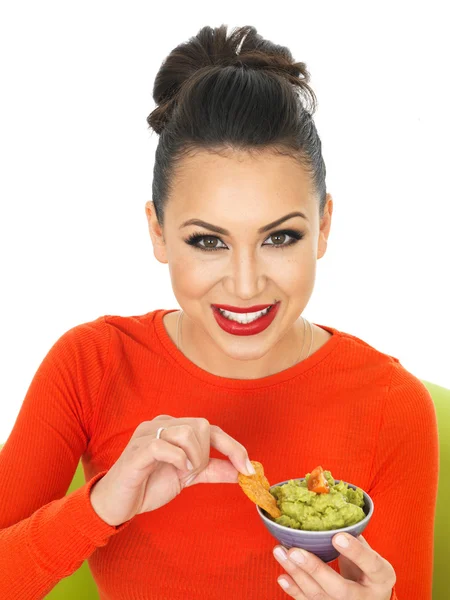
[146,148,333,378]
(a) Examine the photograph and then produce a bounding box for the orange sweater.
[0,309,439,599]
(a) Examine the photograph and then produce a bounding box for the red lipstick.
[211,303,274,314]
[211,302,280,336]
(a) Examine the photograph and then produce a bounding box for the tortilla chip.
[238,460,281,519]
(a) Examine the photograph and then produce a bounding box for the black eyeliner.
[184,229,305,252]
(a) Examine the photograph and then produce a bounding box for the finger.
[132,417,175,438]
[152,414,174,421]
[126,437,191,474]
[332,533,396,586]
[187,417,212,472]
[159,417,211,472]
[209,424,254,475]
[274,545,350,599]
[150,417,253,476]
[184,457,240,486]
[157,425,203,471]
[357,534,370,547]
[276,574,307,598]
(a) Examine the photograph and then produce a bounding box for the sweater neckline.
[153,309,343,390]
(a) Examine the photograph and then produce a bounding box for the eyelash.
[184,229,305,252]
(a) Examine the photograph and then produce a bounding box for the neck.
[175,310,314,380]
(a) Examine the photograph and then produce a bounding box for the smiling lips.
[211,302,281,336]
[211,303,276,314]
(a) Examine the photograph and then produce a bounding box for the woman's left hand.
[273,533,396,599]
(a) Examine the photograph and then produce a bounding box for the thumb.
[357,534,372,548]
[186,458,239,486]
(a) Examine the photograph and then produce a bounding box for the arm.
[0,319,132,599]
[0,467,132,599]
[360,360,439,599]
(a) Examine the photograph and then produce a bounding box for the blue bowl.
[256,477,374,563]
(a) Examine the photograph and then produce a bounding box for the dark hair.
[147,24,327,231]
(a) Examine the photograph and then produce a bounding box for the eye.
[184,229,305,252]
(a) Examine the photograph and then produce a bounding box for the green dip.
[270,470,366,531]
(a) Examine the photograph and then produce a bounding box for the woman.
[0,24,438,600]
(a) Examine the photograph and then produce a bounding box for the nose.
[225,248,267,299]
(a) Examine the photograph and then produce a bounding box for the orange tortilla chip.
[238,460,281,519]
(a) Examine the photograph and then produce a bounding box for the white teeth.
[218,306,271,324]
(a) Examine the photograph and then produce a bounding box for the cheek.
[169,248,317,300]
[275,249,317,292]
[169,256,216,300]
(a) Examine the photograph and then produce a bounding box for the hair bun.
[231,49,311,88]
[147,25,316,134]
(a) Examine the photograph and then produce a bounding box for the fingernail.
[186,460,194,471]
[245,459,256,475]
[290,549,307,564]
[278,578,289,590]
[184,472,197,486]
[335,534,349,548]
[273,547,288,561]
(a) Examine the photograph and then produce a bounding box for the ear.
[317,194,333,259]
[145,201,168,264]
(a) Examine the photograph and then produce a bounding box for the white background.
[0,1,448,443]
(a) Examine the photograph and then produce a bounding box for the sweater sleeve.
[362,360,439,600]
[0,318,133,600]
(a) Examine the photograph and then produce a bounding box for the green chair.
[1,379,449,599]
[423,380,450,600]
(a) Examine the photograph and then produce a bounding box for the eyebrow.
[180,211,308,236]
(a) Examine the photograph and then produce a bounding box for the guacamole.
[270,469,366,531]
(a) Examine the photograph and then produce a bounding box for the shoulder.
[332,326,400,363]
[65,314,111,343]
[323,326,434,414]
[36,317,114,391]
[101,309,159,337]
[55,309,164,362]
[318,324,399,384]
[385,359,436,420]
[45,315,111,362]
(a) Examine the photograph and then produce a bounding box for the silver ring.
[156,426,167,440]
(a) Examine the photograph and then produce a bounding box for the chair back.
[422,381,450,600]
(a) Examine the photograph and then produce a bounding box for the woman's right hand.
[89,415,256,526]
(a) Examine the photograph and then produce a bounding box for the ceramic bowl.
[256,477,374,562]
